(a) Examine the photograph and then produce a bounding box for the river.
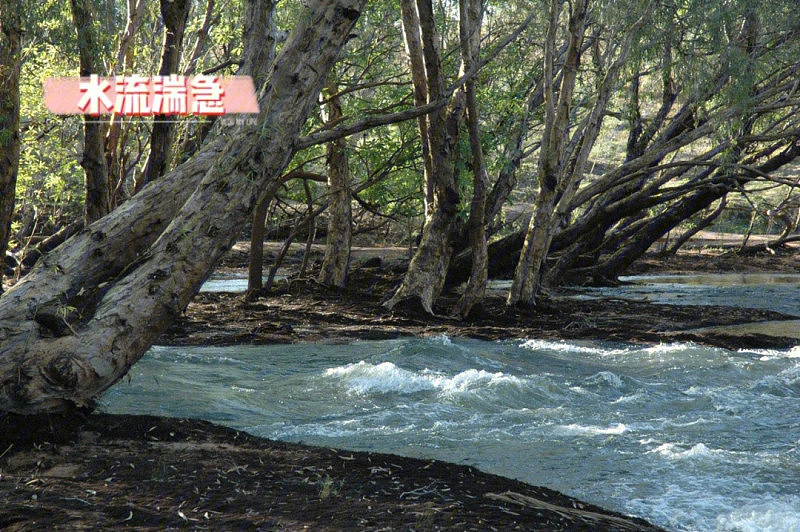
[101,336,800,531]
[101,273,800,531]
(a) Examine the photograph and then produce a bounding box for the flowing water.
[575,273,800,317]
[101,337,800,531]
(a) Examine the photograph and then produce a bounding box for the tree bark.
[0,0,366,415]
[383,0,466,314]
[452,0,488,318]
[318,77,352,288]
[0,0,21,295]
[507,0,588,306]
[241,0,278,92]
[70,0,112,225]
[399,0,434,217]
[136,0,192,191]
[241,0,282,293]
[507,0,654,305]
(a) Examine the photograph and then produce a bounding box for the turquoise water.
[578,273,800,317]
[101,337,800,531]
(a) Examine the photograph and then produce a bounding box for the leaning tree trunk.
[136,0,192,191]
[70,0,112,225]
[0,0,366,415]
[0,0,21,295]
[507,0,586,306]
[318,77,352,288]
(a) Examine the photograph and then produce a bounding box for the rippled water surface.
[101,337,800,531]
[577,273,800,317]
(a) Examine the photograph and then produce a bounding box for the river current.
[101,336,800,531]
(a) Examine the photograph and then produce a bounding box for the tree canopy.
[1,0,799,414]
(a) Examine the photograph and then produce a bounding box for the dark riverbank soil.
[0,413,664,531]
[162,248,799,350]
[1,248,796,530]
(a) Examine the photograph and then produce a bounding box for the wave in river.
[101,336,800,532]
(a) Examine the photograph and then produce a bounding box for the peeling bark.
[452,0,487,318]
[0,0,366,415]
[383,0,466,314]
[507,0,588,306]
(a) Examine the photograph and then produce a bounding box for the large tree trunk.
[136,0,192,191]
[507,0,587,306]
[383,0,466,314]
[70,0,112,225]
[0,0,21,295]
[318,77,352,288]
[0,0,366,415]
[241,0,283,294]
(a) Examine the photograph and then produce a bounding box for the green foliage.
[9,0,800,253]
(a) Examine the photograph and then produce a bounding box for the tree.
[317,76,353,288]
[451,0,488,318]
[507,0,655,306]
[69,0,112,225]
[0,0,22,294]
[0,0,366,415]
[383,0,467,314]
[136,0,192,191]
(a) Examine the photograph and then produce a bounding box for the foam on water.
[715,496,800,532]
[649,442,723,461]
[325,360,524,395]
[519,338,622,355]
[552,423,628,436]
[102,336,800,532]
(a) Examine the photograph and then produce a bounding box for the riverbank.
[160,246,800,350]
[0,412,666,531]
[1,247,796,530]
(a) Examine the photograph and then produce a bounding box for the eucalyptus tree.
[546,0,800,285]
[451,0,490,317]
[507,0,657,306]
[0,0,366,415]
[317,75,353,288]
[382,0,468,314]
